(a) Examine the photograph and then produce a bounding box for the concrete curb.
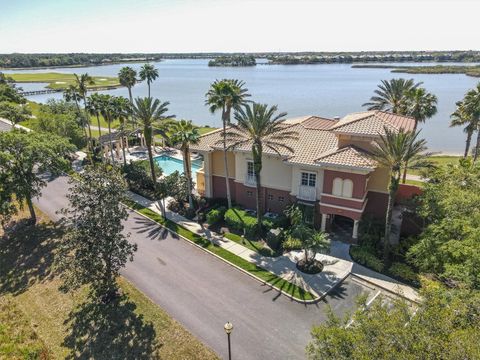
[124,202,327,304]
[350,273,420,304]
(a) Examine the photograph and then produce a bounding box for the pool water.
[154,155,203,177]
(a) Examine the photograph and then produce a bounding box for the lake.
[5,59,480,153]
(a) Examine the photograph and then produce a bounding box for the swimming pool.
[154,155,203,177]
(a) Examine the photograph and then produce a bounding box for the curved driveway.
[35,175,372,360]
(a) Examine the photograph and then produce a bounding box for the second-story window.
[301,172,316,187]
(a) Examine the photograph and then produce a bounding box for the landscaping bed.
[123,199,316,301]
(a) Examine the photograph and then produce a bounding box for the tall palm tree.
[363,78,420,113]
[64,85,89,144]
[114,96,132,166]
[170,120,201,208]
[86,93,103,137]
[463,83,480,162]
[139,64,159,98]
[450,100,476,158]
[97,94,117,163]
[224,103,299,232]
[405,87,438,131]
[118,66,137,105]
[131,97,173,182]
[401,87,438,182]
[74,73,95,157]
[368,128,430,261]
[205,79,250,209]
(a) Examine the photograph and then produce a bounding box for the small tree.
[0,131,75,224]
[56,166,137,301]
[303,231,330,264]
[0,102,31,129]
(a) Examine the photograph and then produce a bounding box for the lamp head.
[224,321,233,334]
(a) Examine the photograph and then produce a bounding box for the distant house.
[191,111,415,239]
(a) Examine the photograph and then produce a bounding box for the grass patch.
[10,72,121,90]
[405,179,424,187]
[124,199,315,301]
[0,296,50,359]
[0,205,218,359]
[198,126,217,135]
[407,155,462,176]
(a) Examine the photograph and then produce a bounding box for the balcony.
[245,173,257,187]
[297,185,316,202]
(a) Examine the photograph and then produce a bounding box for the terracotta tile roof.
[191,110,413,169]
[314,146,377,170]
[300,116,338,130]
[331,110,415,136]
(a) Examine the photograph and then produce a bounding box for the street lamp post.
[224,321,233,360]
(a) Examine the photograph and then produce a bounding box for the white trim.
[321,192,367,203]
[319,199,368,213]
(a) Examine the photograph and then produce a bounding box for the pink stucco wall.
[322,170,367,199]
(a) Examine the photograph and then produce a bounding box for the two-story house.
[192,110,415,239]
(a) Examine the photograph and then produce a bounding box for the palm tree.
[170,120,201,208]
[401,87,438,182]
[64,85,89,144]
[97,94,117,163]
[114,96,132,166]
[368,128,430,261]
[86,93,103,137]
[205,79,250,208]
[363,78,420,113]
[224,103,298,232]
[131,97,173,182]
[74,73,95,157]
[139,64,159,98]
[118,66,137,105]
[450,100,476,158]
[463,83,480,162]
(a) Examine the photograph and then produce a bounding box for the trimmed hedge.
[224,208,258,237]
[224,208,285,237]
[206,206,226,225]
[350,246,384,272]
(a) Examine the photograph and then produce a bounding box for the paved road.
[35,175,374,360]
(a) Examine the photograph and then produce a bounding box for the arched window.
[332,178,343,196]
[342,179,353,198]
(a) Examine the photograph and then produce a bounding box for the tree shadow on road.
[0,220,64,296]
[63,293,161,359]
[131,215,177,242]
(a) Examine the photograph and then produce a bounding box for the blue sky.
[1,0,479,53]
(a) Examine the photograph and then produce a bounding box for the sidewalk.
[127,191,420,303]
[127,191,353,300]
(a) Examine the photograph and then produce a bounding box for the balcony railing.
[297,185,316,201]
[245,173,257,187]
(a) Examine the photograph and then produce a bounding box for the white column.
[321,213,327,232]
[352,219,359,239]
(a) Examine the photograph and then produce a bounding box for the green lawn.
[124,199,315,301]
[198,126,217,135]
[10,72,121,90]
[223,232,278,257]
[0,206,218,359]
[408,155,462,176]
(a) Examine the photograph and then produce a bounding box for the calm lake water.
[5,59,480,153]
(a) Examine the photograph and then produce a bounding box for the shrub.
[282,235,302,251]
[350,245,384,272]
[388,262,419,284]
[224,208,258,237]
[122,162,156,199]
[206,206,226,225]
